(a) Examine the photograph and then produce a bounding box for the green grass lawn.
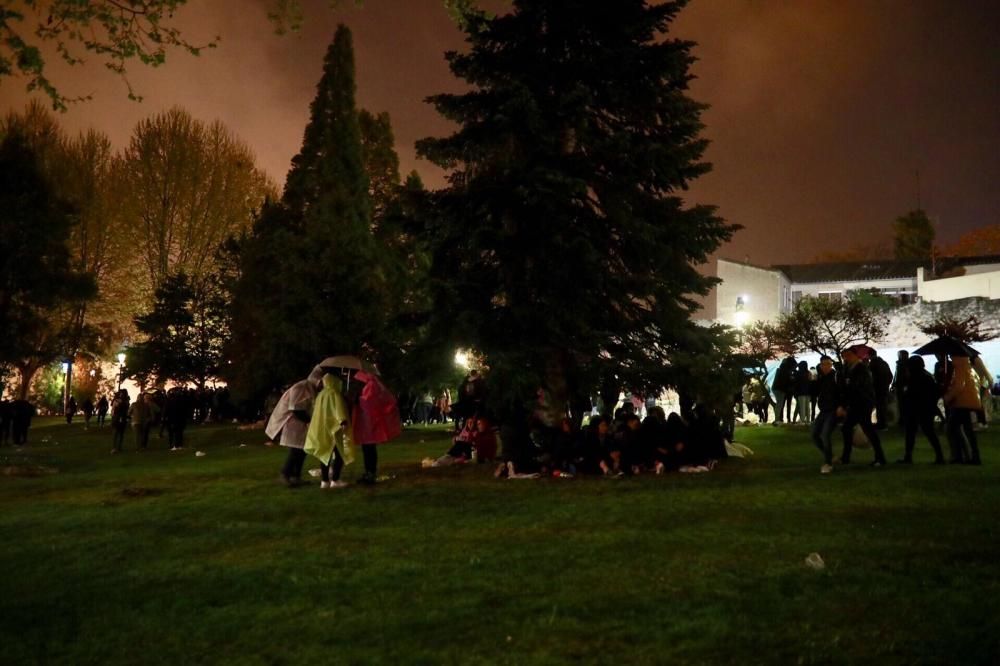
[1,417,998,665]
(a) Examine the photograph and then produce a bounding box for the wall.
[918,267,1000,302]
[716,259,788,327]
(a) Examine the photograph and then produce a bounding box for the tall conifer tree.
[417,0,739,413]
[228,25,385,397]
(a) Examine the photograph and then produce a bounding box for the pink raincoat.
[352,370,402,445]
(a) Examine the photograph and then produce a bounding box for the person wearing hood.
[346,369,401,485]
[305,372,354,489]
[943,355,982,464]
[266,366,324,488]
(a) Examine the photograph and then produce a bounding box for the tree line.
[4,2,747,424]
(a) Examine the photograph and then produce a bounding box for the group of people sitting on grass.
[425,400,729,479]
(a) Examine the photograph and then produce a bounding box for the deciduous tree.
[893,209,935,260]
[775,295,888,359]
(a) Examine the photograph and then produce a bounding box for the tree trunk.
[16,361,41,401]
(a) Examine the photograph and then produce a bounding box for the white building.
[716,255,1000,328]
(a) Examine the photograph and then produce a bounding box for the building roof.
[770,254,1000,285]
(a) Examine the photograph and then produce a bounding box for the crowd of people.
[4,344,993,484]
[741,344,992,472]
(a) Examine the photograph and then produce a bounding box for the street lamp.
[117,351,126,391]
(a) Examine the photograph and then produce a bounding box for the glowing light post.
[117,351,127,391]
[62,359,71,416]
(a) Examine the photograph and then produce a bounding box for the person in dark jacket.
[869,350,893,429]
[11,400,36,445]
[96,395,109,428]
[0,399,11,446]
[793,360,812,424]
[897,355,945,464]
[81,398,94,429]
[891,350,911,429]
[771,357,796,424]
[810,355,839,473]
[837,345,887,466]
[65,396,77,424]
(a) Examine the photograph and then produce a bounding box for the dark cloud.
[3,0,997,270]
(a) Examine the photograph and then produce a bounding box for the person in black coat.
[810,355,839,473]
[96,395,109,428]
[897,355,945,464]
[869,350,893,429]
[11,399,35,445]
[891,350,911,429]
[837,346,887,466]
[0,399,12,446]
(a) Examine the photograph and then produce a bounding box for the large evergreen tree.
[416,0,738,415]
[228,25,392,398]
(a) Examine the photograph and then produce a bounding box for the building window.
[817,291,843,302]
[792,290,802,305]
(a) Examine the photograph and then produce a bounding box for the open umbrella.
[913,336,979,358]
[317,356,379,374]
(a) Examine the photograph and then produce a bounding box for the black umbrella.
[912,336,979,358]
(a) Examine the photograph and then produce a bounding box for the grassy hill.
[1,418,998,664]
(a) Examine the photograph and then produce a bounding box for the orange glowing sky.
[3,0,998,270]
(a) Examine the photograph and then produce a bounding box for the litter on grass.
[805,552,825,570]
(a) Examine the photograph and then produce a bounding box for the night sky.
[3,0,998,269]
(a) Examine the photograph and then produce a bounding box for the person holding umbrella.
[314,356,402,485]
[836,344,887,467]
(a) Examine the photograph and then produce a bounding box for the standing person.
[96,394,109,428]
[11,399,35,445]
[81,397,94,429]
[897,355,945,464]
[129,393,155,451]
[810,355,839,474]
[943,354,983,465]
[837,345,887,467]
[870,350,893,429]
[771,357,795,425]
[891,350,911,430]
[266,367,323,488]
[305,372,353,489]
[164,388,191,451]
[793,361,812,424]
[65,396,77,424]
[971,355,993,428]
[110,390,130,454]
[416,389,434,426]
[0,399,12,446]
[348,369,402,485]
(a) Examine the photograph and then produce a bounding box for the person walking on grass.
[110,390,130,454]
[870,350,893,429]
[129,393,156,451]
[837,345,887,467]
[65,396,77,425]
[96,395,109,428]
[346,369,402,485]
[81,398,94,429]
[811,355,839,474]
[897,355,944,465]
[943,354,983,465]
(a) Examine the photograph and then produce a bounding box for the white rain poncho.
[264,366,324,449]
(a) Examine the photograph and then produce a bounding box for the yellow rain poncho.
[305,374,354,465]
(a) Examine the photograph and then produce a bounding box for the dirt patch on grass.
[120,487,166,499]
[1,465,59,477]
